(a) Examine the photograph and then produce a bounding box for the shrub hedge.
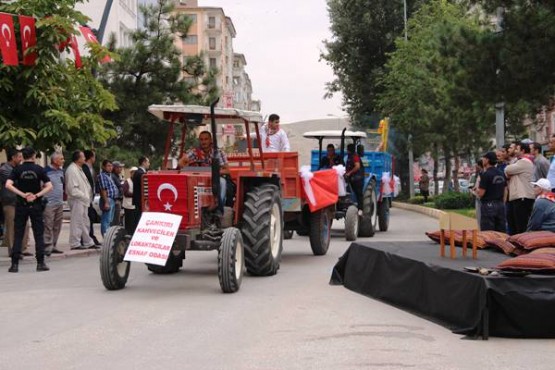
[433,191,474,209]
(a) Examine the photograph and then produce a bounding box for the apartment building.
[174,0,260,112]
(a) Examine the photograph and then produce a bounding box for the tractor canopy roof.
[148,104,264,125]
[302,130,367,140]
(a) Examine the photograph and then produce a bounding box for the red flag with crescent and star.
[19,15,37,66]
[69,34,82,69]
[79,26,111,63]
[0,13,18,66]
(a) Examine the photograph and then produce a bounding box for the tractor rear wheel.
[100,226,130,290]
[359,181,377,237]
[309,208,331,255]
[344,205,359,241]
[146,249,183,274]
[242,184,283,276]
[218,227,244,293]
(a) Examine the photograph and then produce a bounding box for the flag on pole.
[19,15,37,66]
[0,13,18,66]
[79,26,111,63]
[69,34,82,69]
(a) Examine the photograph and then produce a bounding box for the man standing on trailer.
[259,114,290,152]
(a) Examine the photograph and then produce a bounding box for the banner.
[69,34,82,68]
[124,212,182,266]
[19,15,37,66]
[0,13,18,66]
[300,166,339,212]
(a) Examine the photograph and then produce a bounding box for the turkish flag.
[79,26,111,63]
[19,16,37,66]
[69,34,82,69]
[0,13,18,66]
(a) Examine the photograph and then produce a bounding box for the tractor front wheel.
[309,208,331,256]
[359,181,377,237]
[218,227,244,293]
[100,226,130,290]
[344,205,359,241]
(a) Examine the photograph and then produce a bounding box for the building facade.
[75,0,139,47]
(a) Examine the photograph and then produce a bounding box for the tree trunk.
[433,143,439,195]
[443,144,452,194]
[453,153,460,192]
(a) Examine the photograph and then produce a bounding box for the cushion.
[425,230,508,250]
[497,253,555,272]
[485,238,517,255]
[508,231,555,250]
[530,247,555,255]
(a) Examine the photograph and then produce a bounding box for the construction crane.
[367,118,389,152]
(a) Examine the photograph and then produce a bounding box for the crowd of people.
[0,146,150,273]
[471,137,555,235]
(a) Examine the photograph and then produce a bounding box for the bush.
[408,196,425,204]
[433,192,474,209]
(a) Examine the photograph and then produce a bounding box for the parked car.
[63,195,103,221]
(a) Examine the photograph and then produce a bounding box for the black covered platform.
[330,241,555,338]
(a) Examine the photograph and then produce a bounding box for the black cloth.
[479,166,506,201]
[480,200,507,232]
[9,162,50,197]
[320,154,341,169]
[508,198,535,235]
[331,241,555,338]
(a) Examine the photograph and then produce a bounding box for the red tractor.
[100,101,336,293]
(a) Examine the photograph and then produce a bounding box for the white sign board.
[124,212,182,266]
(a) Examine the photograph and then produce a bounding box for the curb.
[392,201,447,220]
[0,249,100,267]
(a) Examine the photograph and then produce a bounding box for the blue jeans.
[219,177,226,212]
[100,198,115,236]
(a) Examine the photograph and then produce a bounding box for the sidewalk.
[0,220,103,266]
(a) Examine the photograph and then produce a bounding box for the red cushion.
[508,231,555,250]
[497,253,555,272]
[486,239,517,255]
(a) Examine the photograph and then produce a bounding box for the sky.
[198,0,345,123]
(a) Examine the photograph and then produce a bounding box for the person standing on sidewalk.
[419,169,430,202]
[122,166,138,234]
[98,160,119,236]
[43,152,65,256]
[476,152,506,232]
[505,141,536,235]
[530,142,549,181]
[110,161,124,226]
[0,148,30,258]
[65,151,96,250]
[132,156,150,232]
[5,147,53,273]
[82,150,101,246]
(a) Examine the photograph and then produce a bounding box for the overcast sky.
[198,0,345,123]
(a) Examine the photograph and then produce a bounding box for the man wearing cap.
[504,141,535,234]
[527,178,555,232]
[476,151,507,232]
[110,161,124,226]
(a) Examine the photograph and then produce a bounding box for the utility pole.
[404,0,415,197]
[495,6,505,148]
[97,0,115,44]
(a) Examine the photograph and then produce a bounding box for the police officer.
[5,147,53,273]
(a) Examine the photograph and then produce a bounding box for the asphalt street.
[0,208,553,370]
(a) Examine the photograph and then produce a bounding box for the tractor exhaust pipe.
[210,99,221,209]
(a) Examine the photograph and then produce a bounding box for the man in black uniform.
[5,147,53,272]
[477,151,507,232]
[131,156,150,233]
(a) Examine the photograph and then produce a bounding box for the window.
[208,16,216,29]
[182,35,198,44]
[209,37,216,50]
[209,58,217,69]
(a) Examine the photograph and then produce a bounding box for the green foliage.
[433,191,474,209]
[0,0,117,151]
[97,0,219,158]
[408,195,426,204]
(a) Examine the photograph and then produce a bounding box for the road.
[0,208,552,370]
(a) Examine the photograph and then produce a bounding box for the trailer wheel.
[309,208,331,256]
[378,199,390,232]
[146,250,183,274]
[242,184,283,276]
[218,227,244,293]
[100,226,130,290]
[344,205,359,241]
[283,230,294,239]
[359,180,377,237]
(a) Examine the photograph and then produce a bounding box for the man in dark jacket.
[131,156,150,232]
[82,150,101,246]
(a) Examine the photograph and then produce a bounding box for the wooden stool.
[439,212,479,259]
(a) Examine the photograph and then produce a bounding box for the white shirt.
[259,124,290,152]
[547,157,555,190]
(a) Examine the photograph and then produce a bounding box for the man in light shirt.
[259,114,290,152]
[547,135,555,192]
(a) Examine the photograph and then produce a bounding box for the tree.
[97,0,219,161]
[377,0,494,192]
[0,0,117,151]
[321,0,427,123]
